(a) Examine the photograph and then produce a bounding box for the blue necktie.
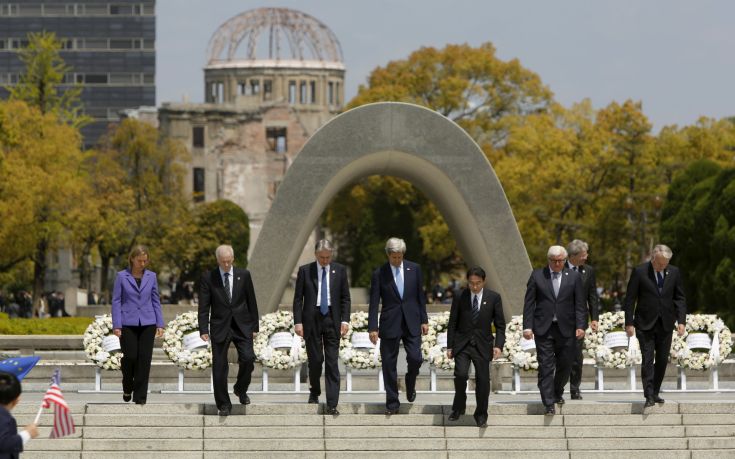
[656,271,664,291]
[395,266,404,299]
[320,267,329,316]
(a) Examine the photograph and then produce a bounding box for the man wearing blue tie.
[624,244,686,407]
[293,240,351,415]
[368,238,429,415]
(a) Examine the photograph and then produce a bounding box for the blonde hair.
[128,245,150,268]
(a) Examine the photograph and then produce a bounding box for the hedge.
[0,313,93,335]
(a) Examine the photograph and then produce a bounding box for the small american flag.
[42,369,76,438]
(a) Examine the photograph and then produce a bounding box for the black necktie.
[657,271,664,290]
[472,294,479,323]
[224,272,231,303]
[573,266,578,271]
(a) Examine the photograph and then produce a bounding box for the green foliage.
[323,177,460,287]
[0,313,93,335]
[7,31,89,128]
[161,199,250,284]
[660,160,735,328]
[331,42,552,286]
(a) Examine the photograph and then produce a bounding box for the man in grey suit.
[565,239,600,400]
[368,237,429,415]
[293,239,351,415]
[523,245,587,415]
[624,244,686,407]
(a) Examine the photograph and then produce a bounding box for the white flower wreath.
[162,311,212,370]
[583,311,642,369]
[670,314,732,370]
[421,311,454,371]
[503,315,538,371]
[339,311,381,369]
[254,310,307,370]
[82,314,123,370]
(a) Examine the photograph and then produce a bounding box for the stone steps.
[12,401,735,458]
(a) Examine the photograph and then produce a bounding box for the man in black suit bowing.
[199,244,259,416]
[565,239,600,400]
[368,237,429,414]
[446,267,506,427]
[523,245,586,415]
[624,244,686,407]
[293,239,351,415]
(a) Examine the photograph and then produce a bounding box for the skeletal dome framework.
[206,7,344,66]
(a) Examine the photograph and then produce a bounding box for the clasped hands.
[522,328,586,340]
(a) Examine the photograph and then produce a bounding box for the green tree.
[161,199,249,287]
[7,31,88,128]
[660,160,735,328]
[0,99,88,311]
[95,118,190,294]
[329,42,554,287]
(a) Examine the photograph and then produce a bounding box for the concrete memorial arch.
[248,102,531,320]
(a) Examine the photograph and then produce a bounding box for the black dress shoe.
[233,388,251,405]
[122,393,132,403]
[134,399,146,405]
[385,408,400,415]
[325,406,339,416]
[218,406,231,416]
[407,390,417,403]
[545,405,556,415]
[653,395,665,404]
[555,397,565,405]
[308,394,319,404]
[571,393,583,400]
[448,410,463,421]
[644,397,655,407]
[474,415,488,428]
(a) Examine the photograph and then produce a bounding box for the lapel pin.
[237,277,241,281]
[332,270,336,274]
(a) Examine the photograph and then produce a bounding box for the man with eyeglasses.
[523,245,587,415]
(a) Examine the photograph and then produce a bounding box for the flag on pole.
[42,369,76,438]
[0,356,40,381]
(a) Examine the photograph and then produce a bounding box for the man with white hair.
[523,245,586,415]
[368,237,429,415]
[199,244,259,416]
[624,244,686,408]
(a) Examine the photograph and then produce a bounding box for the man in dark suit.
[523,245,586,415]
[446,267,506,427]
[368,237,428,414]
[199,244,260,416]
[293,239,351,415]
[565,239,600,400]
[624,244,686,407]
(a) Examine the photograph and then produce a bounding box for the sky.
[157,0,735,131]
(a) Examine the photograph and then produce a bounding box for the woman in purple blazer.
[111,245,164,404]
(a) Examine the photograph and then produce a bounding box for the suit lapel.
[329,265,337,306]
[123,270,138,291]
[231,269,240,304]
[385,264,401,299]
[139,270,151,292]
[213,269,229,305]
[311,262,319,292]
